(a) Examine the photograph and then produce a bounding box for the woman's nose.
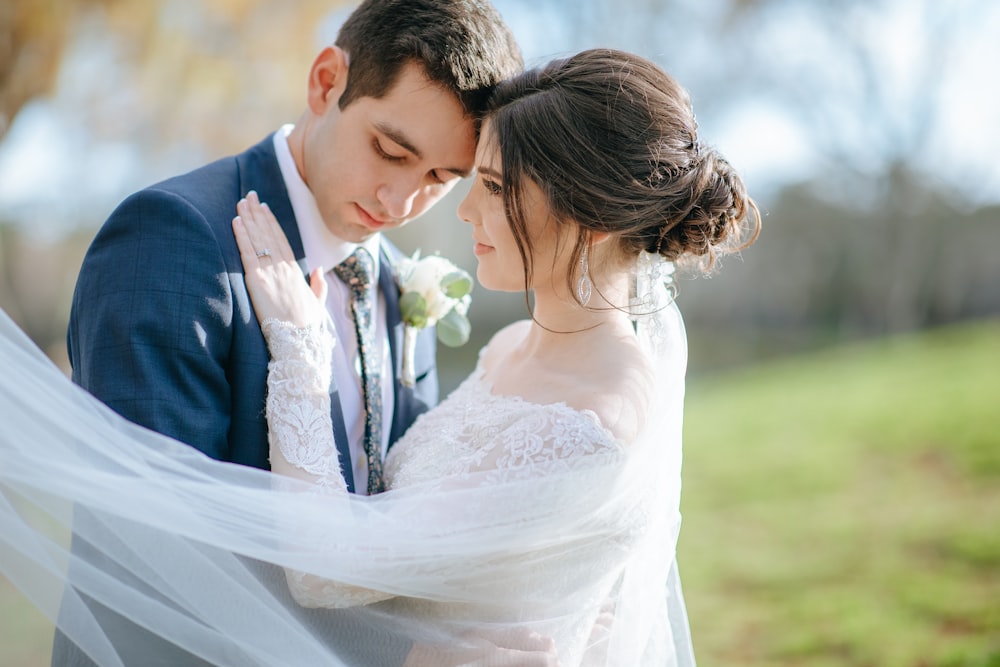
[457,187,476,225]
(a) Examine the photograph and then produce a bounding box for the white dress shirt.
[272,125,395,495]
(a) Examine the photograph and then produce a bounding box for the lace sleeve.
[261,318,393,608]
[261,318,344,490]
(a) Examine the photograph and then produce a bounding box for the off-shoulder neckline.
[455,356,623,447]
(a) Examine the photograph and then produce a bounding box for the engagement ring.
[256,248,272,259]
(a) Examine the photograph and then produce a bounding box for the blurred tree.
[2,0,348,163]
[734,0,976,196]
[1,0,112,139]
[722,0,990,332]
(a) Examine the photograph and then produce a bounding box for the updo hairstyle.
[484,48,760,298]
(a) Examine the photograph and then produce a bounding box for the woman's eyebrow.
[477,165,502,179]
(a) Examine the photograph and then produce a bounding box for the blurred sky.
[0,0,997,240]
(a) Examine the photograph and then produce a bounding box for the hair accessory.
[629,251,677,354]
[576,246,592,306]
[631,250,676,311]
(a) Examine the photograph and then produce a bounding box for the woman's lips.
[473,242,494,256]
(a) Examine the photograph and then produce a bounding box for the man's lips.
[355,204,390,229]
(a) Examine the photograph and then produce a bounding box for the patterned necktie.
[333,248,384,494]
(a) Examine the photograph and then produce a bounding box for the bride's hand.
[233,191,327,328]
[405,627,560,667]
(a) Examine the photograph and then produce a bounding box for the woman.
[0,49,757,665]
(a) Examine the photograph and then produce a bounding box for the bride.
[0,48,758,666]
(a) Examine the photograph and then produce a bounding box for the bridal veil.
[0,286,695,666]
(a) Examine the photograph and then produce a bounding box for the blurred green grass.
[2,320,998,666]
[680,319,1000,666]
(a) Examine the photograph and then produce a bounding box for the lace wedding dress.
[0,300,694,666]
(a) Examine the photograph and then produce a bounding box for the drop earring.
[577,246,592,306]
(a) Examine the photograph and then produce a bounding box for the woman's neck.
[520,271,632,355]
[485,268,650,440]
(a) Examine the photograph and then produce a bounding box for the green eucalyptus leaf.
[436,308,471,347]
[440,270,473,299]
[399,291,428,328]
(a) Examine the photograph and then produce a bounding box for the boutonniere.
[395,251,473,387]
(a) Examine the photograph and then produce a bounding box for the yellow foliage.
[1,0,351,154]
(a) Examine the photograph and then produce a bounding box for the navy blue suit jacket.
[67,134,438,488]
[58,135,437,665]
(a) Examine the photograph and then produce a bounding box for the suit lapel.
[235,137,308,274]
[378,243,406,449]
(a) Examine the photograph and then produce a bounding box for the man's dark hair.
[335,0,523,119]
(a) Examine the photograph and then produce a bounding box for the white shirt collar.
[272,125,381,276]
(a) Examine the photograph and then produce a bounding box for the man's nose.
[376,182,420,220]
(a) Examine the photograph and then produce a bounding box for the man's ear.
[306,46,349,114]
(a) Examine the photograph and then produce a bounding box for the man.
[58,1,522,664]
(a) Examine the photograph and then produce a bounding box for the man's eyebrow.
[374,121,422,158]
[374,121,471,178]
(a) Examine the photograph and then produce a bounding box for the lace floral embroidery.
[261,318,345,487]
[262,321,638,617]
[262,318,397,607]
[385,363,624,490]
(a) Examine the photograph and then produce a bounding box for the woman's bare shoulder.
[561,338,654,444]
[480,320,531,369]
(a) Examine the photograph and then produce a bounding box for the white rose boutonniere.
[395,251,473,386]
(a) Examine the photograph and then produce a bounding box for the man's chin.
[346,229,378,244]
[322,215,378,243]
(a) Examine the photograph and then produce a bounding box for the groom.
[60,0,522,665]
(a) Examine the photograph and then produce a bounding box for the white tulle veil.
[0,260,694,666]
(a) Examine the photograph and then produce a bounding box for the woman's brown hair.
[485,48,761,301]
